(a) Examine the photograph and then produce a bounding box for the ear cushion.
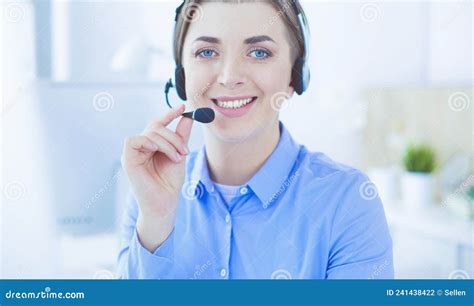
[291,58,310,95]
[175,65,187,101]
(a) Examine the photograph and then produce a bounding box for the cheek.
[255,65,292,105]
[185,65,214,106]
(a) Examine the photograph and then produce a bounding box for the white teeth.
[216,98,253,109]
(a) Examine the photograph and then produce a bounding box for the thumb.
[175,116,194,145]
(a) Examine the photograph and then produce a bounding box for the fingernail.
[175,153,182,162]
[176,105,185,116]
[183,146,189,154]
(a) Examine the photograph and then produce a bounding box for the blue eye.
[197,49,216,58]
[249,48,270,59]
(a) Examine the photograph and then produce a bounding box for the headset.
[164,0,310,108]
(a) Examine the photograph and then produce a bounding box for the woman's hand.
[121,104,193,252]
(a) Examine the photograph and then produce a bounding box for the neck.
[205,120,281,186]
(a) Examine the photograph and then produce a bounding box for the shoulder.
[296,148,389,242]
[297,146,372,185]
[295,146,381,210]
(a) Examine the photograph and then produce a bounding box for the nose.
[216,56,246,90]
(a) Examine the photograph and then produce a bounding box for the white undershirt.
[213,182,243,205]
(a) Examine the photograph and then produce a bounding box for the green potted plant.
[401,144,436,209]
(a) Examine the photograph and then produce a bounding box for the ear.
[287,84,295,99]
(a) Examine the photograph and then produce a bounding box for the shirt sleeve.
[116,190,176,279]
[326,171,394,279]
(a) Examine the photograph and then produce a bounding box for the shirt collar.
[189,122,301,205]
[247,122,301,205]
[189,145,214,194]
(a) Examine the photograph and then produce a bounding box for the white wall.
[428,1,472,83]
[283,1,471,167]
[1,0,59,278]
[52,0,178,82]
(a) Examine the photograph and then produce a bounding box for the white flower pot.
[401,172,434,210]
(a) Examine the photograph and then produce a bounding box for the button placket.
[221,211,232,279]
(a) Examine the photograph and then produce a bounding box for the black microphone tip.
[182,107,215,123]
[193,107,215,123]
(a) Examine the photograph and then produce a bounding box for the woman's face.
[181,1,295,143]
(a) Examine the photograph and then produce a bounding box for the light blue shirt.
[117,122,394,279]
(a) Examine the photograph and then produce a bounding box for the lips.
[210,96,258,118]
[211,97,257,109]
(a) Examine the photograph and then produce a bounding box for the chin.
[207,119,262,144]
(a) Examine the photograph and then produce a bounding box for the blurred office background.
[1,0,472,279]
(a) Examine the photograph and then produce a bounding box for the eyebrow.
[192,35,276,45]
[193,36,220,44]
[244,35,275,44]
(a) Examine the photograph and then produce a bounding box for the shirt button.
[240,187,248,195]
[220,268,227,277]
[225,214,231,223]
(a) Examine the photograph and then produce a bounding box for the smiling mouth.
[211,97,257,109]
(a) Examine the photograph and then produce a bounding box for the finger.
[154,104,185,127]
[144,132,183,163]
[124,135,158,153]
[122,136,158,167]
[175,116,194,145]
[149,126,188,155]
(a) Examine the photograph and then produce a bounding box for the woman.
[118,0,393,279]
